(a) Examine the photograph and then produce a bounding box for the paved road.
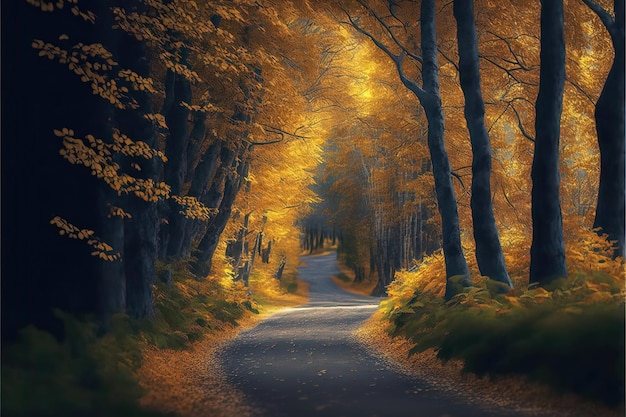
[219,252,529,417]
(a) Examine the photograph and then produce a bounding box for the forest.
[1,0,624,416]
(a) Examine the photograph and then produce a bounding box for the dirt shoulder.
[137,281,309,417]
[356,311,624,417]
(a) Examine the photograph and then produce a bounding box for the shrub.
[384,268,625,406]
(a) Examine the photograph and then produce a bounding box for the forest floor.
[137,277,310,417]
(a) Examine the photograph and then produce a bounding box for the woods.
[2,0,624,416]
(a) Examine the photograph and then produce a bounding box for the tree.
[453,0,512,289]
[529,0,568,285]
[581,0,625,258]
[345,0,471,299]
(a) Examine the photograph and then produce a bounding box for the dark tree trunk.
[163,69,192,195]
[123,201,158,318]
[530,0,568,285]
[185,110,208,181]
[179,142,234,256]
[97,187,126,326]
[162,67,192,259]
[192,153,249,277]
[261,240,272,263]
[353,266,366,283]
[275,257,287,281]
[453,0,512,289]
[192,175,237,277]
[115,9,159,319]
[189,139,224,199]
[91,2,126,327]
[173,138,223,258]
[586,0,625,258]
[381,0,470,299]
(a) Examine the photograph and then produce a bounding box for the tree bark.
[529,0,568,285]
[162,66,192,259]
[585,0,625,258]
[453,0,512,289]
[97,187,126,326]
[192,152,249,277]
[418,0,471,299]
[185,109,208,181]
[275,257,287,280]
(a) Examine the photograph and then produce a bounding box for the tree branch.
[450,171,466,190]
[580,0,617,40]
[508,104,535,143]
[356,0,423,63]
[341,5,426,100]
[261,124,310,139]
[437,47,459,72]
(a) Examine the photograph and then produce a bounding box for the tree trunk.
[94,2,126,327]
[409,0,471,300]
[115,13,159,319]
[185,109,208,181]
[262,240,272,263]
[191,175,237,277]
[97,187,126,327]
[453,0,512,289]
[589,0,625,258]
[529,0,568,285]
[192,154,249,277]
[179,142,234,257]
[162,66,192,259]
[275,257,287,281]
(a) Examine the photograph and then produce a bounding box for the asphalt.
[218,252,531,417]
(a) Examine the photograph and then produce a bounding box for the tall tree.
[115,1,160,320]
[347,0,471,299]
[581,0,625,258]
[453,0,512,289]
[530,0,568,285]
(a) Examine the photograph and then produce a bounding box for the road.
[219,252,531,417]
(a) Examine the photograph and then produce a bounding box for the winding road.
[219,252,530,417]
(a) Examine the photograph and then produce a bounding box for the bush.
[384,272,625,406]
[2,260,253,416]
[1,312,166,417]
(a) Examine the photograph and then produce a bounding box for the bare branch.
[487,103,510,133]
[450,171,466,190]
[486,30,532,71]
[501,184,523,224]
[565,76,596,105]
[479,54,537,86]
[437,47,459,72]
[247,136,283,146]
[508,104,535,143]
[341,5,426,100]
[356,0,423,63]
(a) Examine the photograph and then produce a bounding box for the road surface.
[219,252,530,417]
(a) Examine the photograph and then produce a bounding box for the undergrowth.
[381,234,625,407]
[2,259,254,417]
